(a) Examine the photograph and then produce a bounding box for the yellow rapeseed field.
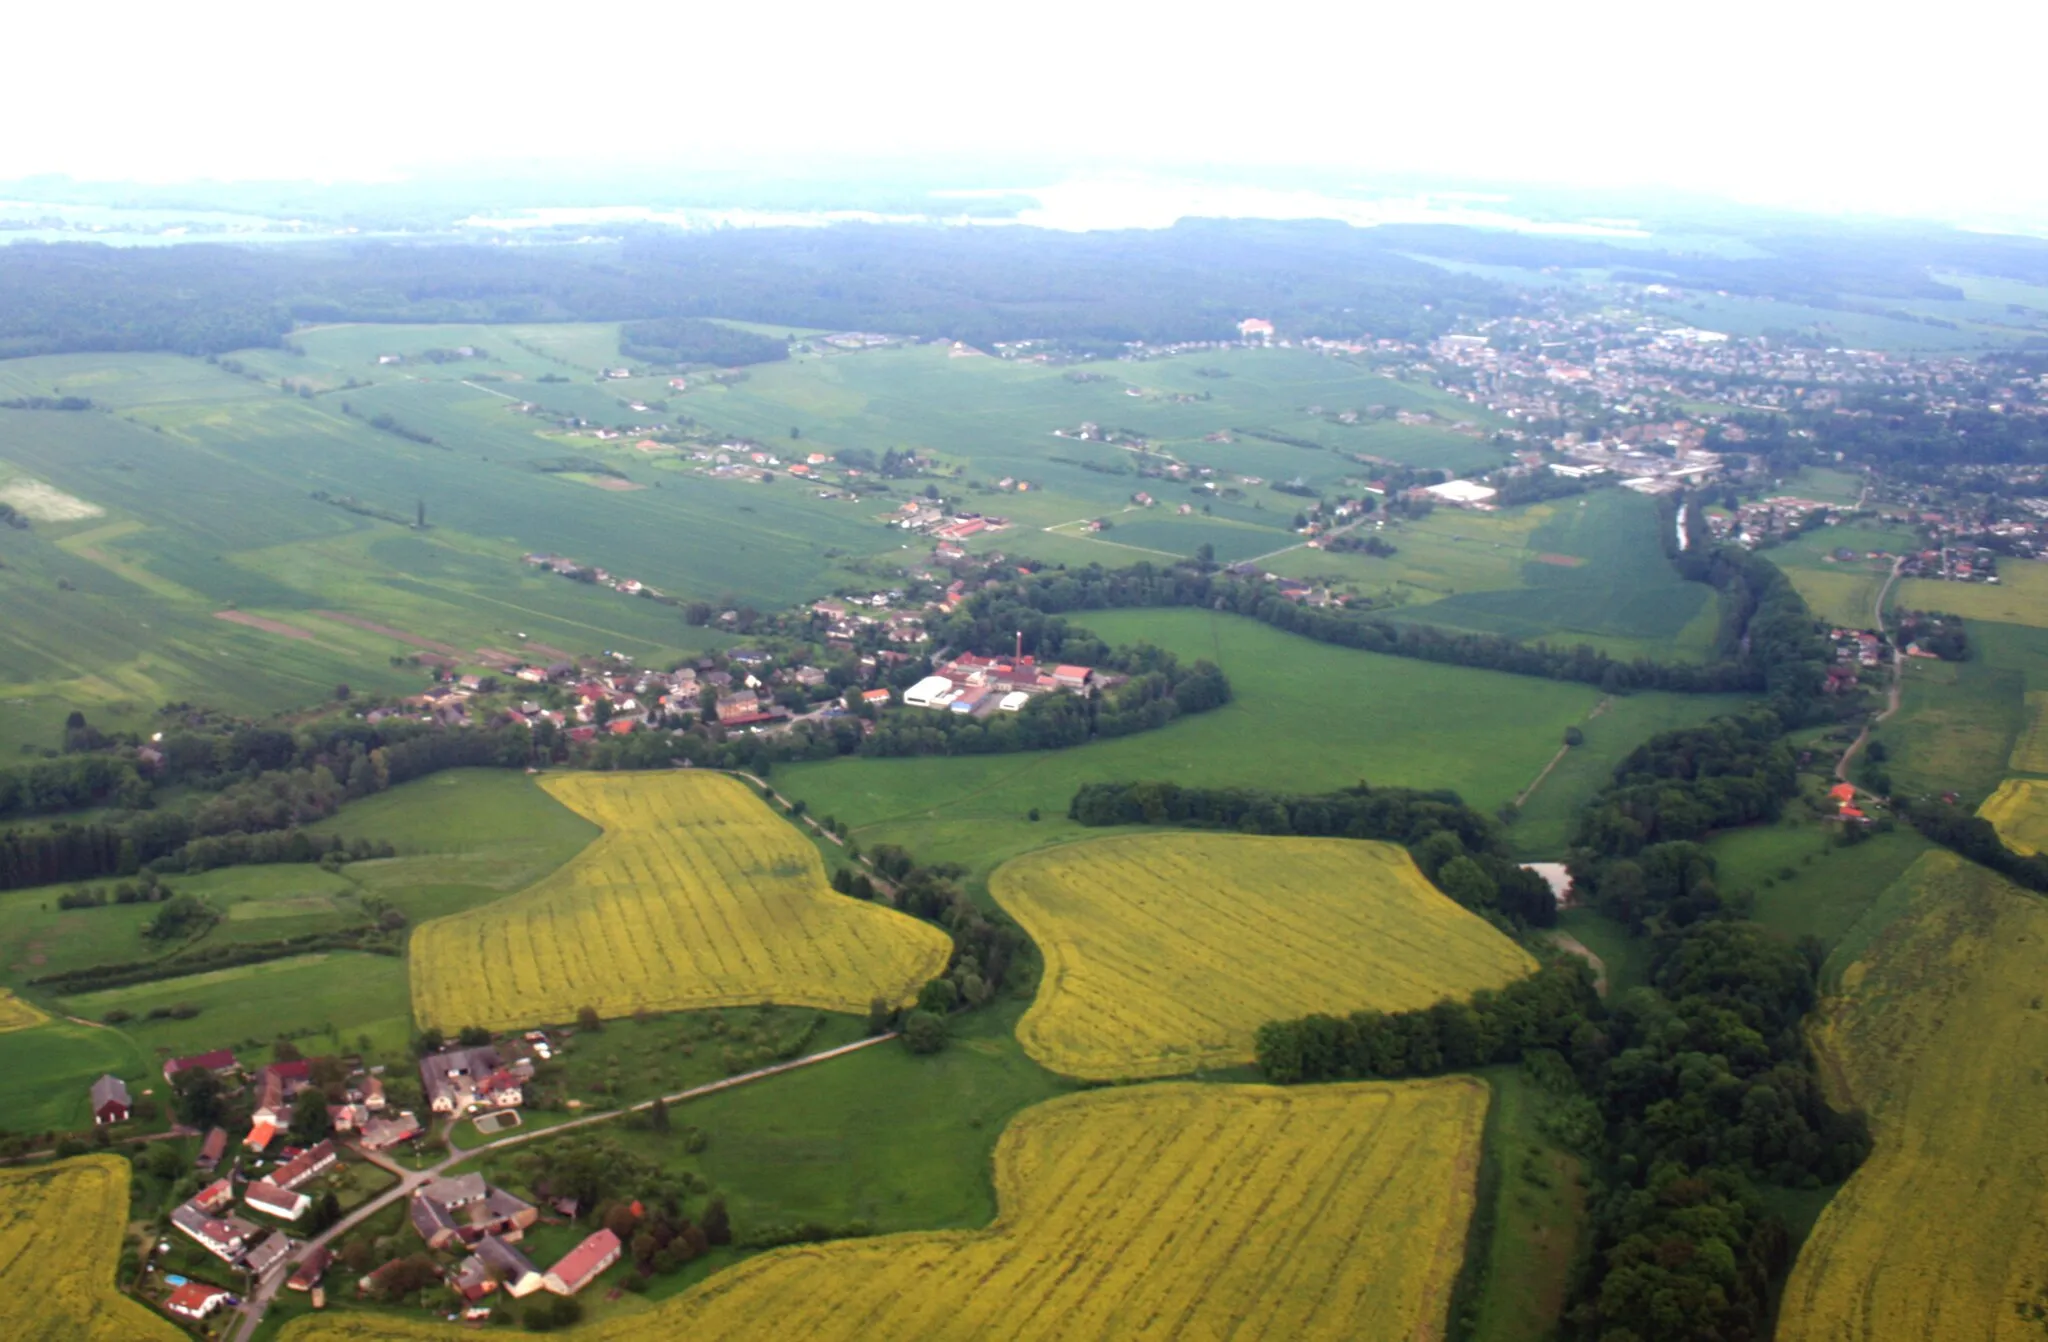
[1978,777,2048,854]
[0,988,45,1032]
[409,772,952,1030]
[990,832,1537,1079]
[2008,692,2048,775]
[0,1156,183,1341]
[1779,851,2048,1341]
[282,1078,1488,1342]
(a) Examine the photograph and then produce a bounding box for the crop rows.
[1979,777,2048,855]
[282,1079,1487,1342]
[1780,852,2048,1340]
[0,989,44,1033]
[2008,692,2048,774]
[409,772,951,1031]
[990,832,1536,1079]
[0,1156,182,1341]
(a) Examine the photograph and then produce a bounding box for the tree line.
[938,555,1791,697]
[618,317,788,368]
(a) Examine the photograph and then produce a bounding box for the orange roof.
[245,1119,277,1152]
[1828,783,1856,801]
[1841,806,1865,819]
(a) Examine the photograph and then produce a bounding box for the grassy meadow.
[779,609,1742,875]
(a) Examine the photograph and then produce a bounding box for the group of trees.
[619,316,788,368]
[1068,780,1556,928]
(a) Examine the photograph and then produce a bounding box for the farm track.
[1836,557,1906,788]
[230,1032,899,1342]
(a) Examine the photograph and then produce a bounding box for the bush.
[901,1010,948,1055]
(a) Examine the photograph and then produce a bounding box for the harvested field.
[0,1156,183,1340]
[212,609,317,639]
[0,989,47,1033]
[991,833,1537,1080]
[1532,552,1585,567]
[310,611,462,657]
[1978,777,2048,854]
[408,771,952,1030]
[1780,852,2048,1340]
[0,477,102,522]
[282,1079,1488,1342]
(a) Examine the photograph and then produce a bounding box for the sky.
[6,0,2044,228]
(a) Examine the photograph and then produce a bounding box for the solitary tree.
[576,1005,603,1033]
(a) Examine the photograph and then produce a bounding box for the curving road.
[230,1032,898,1341]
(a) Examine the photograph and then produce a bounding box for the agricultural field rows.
[1780,851,2048,1340]
[991,833,1536,1079]
[1980,777,2048,854]
[0,1156,182,1341]
[0,988,44,1032]
[282,1079,1488,1342]
[409,772,952,1030]
[2011,691,2048,774]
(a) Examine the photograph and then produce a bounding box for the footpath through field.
[229,1031,899,1342]
[1836,556,1907,789]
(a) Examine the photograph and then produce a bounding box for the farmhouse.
[544,1228,622,1296]
[288,1245,331,1292]
[410,1173,538,1250]
[245,1179,309,1221]
[89,1074,130,1125]
[195,1127,228,1171]
[272,1139,338,1191]
[163,1049,239,1083]
[164,1282,233,1321]
[171,1202,259,1263]
[475,1234,545,1297]
[242,1229,291,1275]
[420,1045,528,1114]
[359,1111,422,1150]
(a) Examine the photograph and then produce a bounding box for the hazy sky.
[7,0,2041,226]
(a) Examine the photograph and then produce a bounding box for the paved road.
[230,1032,897,1341]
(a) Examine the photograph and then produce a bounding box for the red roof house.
[543,1228,622,1297]
[165,1282,233,1320]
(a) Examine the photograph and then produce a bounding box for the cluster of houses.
[900,650,1097,716]
[420,1043,530,1114]
[522,552,662,600]
[396,1174,622,1307]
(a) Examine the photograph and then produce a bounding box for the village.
[91,1028,646,1331]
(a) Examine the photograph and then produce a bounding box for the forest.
[0,220,1512,359]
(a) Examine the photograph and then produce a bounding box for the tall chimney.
[1016,630,1024,661]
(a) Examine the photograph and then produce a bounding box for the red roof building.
[165,1282,233,1320]
[163,1049,239,1083]
[543,1228,622,1296]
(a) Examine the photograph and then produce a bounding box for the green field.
[1377,490,1723,661]
[1707,822,1933,947]
[0,334,1528,753]
[0,1020,152,1133]
[777,609,1743,869]
[58,951,413,1062]
[1466,1066,1590,1342]
[1879,642,2025,803]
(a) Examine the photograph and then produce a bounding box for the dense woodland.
[617,316,788,368]
[0,222,1511,360]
